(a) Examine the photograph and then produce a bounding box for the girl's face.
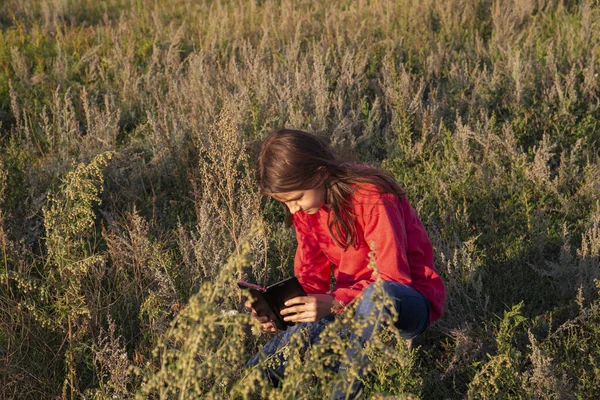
[270,184,326,215]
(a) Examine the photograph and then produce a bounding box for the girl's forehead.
[268,190,303,202]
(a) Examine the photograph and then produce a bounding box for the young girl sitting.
[247,129,446,398]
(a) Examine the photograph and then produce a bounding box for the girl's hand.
[245,301,277,333]
[280,294,334,323]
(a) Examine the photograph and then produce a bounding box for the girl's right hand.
[245,301,277,333]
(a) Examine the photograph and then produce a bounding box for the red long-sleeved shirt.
[292,183,446,323]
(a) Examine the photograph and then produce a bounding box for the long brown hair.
[257,129,406,250]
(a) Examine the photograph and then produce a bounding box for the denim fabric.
[246,281,431,398]
[246,315,336,386]
[331,281,430,400]
[355,280,431,340]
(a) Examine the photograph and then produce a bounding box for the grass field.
[0,0,599,398]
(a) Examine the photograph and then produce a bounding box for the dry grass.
[0,0,599,398]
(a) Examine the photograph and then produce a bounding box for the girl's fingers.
[281,302,316,316]
[256,315,269,323]
[283,310,316,322]
[245,301,258,317]
[280,306,302,316]
[284,296,313,307]
[261,321,276,332]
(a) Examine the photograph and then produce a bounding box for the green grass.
[0,0,599,398]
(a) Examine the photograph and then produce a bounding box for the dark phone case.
[238,277,306,330]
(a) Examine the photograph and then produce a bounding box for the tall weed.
[0,0,599,397]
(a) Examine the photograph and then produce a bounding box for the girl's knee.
[362,280,396,298]
[361,281,377,298]
[355,282,393,319]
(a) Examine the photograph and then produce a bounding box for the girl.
[247,129,445,398]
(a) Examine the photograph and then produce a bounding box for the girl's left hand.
[280,294,334,323]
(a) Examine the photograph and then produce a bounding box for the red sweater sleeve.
[292,214,332,294]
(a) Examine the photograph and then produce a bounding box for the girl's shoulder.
[351,181,401,205]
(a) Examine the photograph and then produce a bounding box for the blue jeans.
[246,281,430,399]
